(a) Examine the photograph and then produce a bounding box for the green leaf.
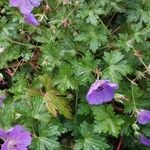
[16,97,51,123]
[75,122,109,150]
[39,74,72,119]
[73,52,99,83]
[77,101,90,115]
[0,21,19,49]
[0,46,20,69]
[86,11,99,25]
[8,72,28,100]
[74,25,107,53]
[33,29,58,44]
[40,43,64,72]
[0,100,15,128]
[32,124,61,150]
[92,105,124,137]
[102,51,132,83]
[54,64,78,92]
[44,91,72,119]
[76,4,102,26]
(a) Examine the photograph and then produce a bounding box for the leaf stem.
[65,7,76,20]
[139,57,149,72]
[7,39,40,48]
[98,17,114,41]
[117,136,123,150]
[131,83,137,111]
[74,91,78,123]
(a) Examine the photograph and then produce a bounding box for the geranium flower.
[24,13,39,26]
[10,0,41,14]
[86,80,119,105]
[0,125,32,150]
[140,134,150,147]
[137,109,150,125]
[10,0,41,26]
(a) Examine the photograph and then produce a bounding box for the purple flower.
[10,0,41,14]
[137,109,150,125]
[0,95,6,108]
[140,134,150,147]
[10,0,41,26]
[24,13,39,26]
[0,125,32,150]
[86,80,119,105]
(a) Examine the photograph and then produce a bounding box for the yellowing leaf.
[44,91,72,119]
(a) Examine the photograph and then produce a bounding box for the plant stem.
[131,83,137,110]
[117,136,123,150]
[74,91,78,124]
[139,57,149,72]
[8,39,40,48]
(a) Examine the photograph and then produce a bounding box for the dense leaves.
[93,105,124,137]
[0,0,150,149]
[75,122,109,150]
[102,51,132,83]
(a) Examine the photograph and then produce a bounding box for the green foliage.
[73,52,100,83]
[39,74,72,119]
[54,64,78,92]
[0,100,15,128]
[31,124,61,150]
[39,43,64,72]
[0,46,21,69]
[102,51,132,83]
[92,105,124,137]
[74,24,108,52]
[75,122,109,150]
[0,0,150,149]
[16,97,51,123]
[77,101,90,115]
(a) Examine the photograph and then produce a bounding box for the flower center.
[8,139,17,149]
[96,86,103,92]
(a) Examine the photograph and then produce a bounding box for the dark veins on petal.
[96,86,104,92]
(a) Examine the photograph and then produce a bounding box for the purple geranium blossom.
[24,13,39,26]
[137,109,150,125]
[86,80,119,105]
[140,134,150,147]
[10,0,41,14]
[0,95,6,108]
[0,125,32,150]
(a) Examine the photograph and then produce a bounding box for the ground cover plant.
[0,0,150,149]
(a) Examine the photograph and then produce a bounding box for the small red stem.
[117,136,123,150]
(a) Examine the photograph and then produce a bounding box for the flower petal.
[87,83,114,105]
[24,13,39,26]
[86,80,118,105]
[140,134,150,146]
[1,140,9,150]
[19,0,34,14]
[1,125,32,150]
[8,125,32,146]
[87,80,107,97]
[29,0,41,7]
[107,82,119,90]
[9,0,21,7]
[137,109,150,125]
